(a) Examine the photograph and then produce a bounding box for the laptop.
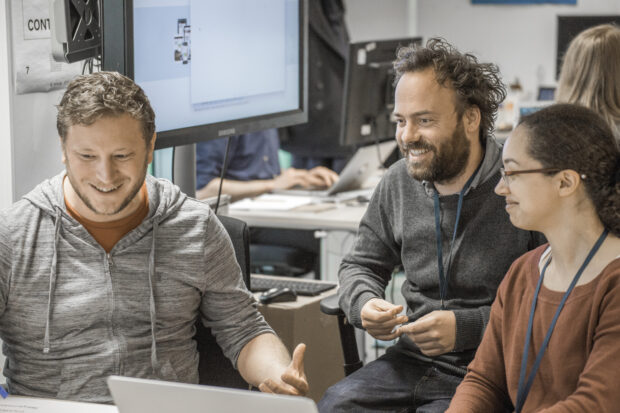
[276,139,397,198]
[108,375,318,413]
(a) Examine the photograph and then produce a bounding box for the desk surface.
[229,201,367,232]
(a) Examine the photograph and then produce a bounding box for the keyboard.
[250,275,337,296]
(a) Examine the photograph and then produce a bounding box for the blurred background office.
[5,0,620,207]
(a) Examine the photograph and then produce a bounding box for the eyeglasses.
[499,167,561,185]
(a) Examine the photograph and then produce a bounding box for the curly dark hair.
[57,71,156,145]
[393,38,506,142]
[519,104,620,236]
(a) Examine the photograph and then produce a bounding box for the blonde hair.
[557,24,620,141]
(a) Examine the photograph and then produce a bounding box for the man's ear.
[147,132,157,164]
[556,170,581,197]
[463,105,481,134]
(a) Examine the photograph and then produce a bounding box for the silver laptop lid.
[273,140,397,198]
[326,139,397,195]
[108,376,318,413]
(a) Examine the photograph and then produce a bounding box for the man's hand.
[272,168,315,191]
[398,310,456,357]
[258,343,309,396]
[361,298,409,341]
[271,167,339,191]
[307,166,338,188]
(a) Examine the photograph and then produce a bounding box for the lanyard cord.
[515,228,609,412]
[433,164,481,309]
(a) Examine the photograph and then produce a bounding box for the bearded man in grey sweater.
[319,38,544,412]
[0,72,307,403]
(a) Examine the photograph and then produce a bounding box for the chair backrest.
[194,215,251,389]
[218,215,251,286]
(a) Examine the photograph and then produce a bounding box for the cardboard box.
[256,288,345,403]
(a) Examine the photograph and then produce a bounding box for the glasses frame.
[499,167,561,185]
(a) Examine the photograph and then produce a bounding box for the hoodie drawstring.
[43,209,62,354]
[148,221,160,376]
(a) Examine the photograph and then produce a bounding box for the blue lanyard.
[515,229,609,413]
[433,164,481,310]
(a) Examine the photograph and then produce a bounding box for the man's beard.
[399,120,471,184]
[65,159,147,217]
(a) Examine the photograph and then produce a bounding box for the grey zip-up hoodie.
[0,172,272,403]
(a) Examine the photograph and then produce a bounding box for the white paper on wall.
[11,0,84,94]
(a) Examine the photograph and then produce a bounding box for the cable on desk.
[214,136,233,215]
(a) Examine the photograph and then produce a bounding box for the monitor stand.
[172,143,196,198]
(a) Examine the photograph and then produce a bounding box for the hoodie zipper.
[104,252,124,375]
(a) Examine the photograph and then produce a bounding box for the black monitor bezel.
[102,0,308,150]
[340,37,422,147]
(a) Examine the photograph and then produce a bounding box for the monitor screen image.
[556,15,620,79]
[102,0,308,149]
[340,37,422,147]
[537,86,556,101]
[517,101,553,123]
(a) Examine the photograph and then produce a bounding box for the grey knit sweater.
[339,138,543,368]
[0,173,273,402]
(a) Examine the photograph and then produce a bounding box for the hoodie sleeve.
[338,175,402,328]
[198,212,273,367]
[0,213,11,317]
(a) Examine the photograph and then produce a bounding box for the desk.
[230,200,367,282]
[230,201,366,232]
[0,395,117,412]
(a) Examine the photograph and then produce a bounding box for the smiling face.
[494,125,559,232]
[393,68,472,184]
[62,113,155,222]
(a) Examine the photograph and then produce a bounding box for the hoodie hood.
[23,172,187,228]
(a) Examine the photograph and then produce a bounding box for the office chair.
[202,196,319,279]
[319,294,363,376]
[194,214,251,389]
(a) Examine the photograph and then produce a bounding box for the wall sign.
[11,0,83,94]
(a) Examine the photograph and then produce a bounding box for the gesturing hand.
[361,298,409,341]
[258,343,309,396]
[398,310,456,357]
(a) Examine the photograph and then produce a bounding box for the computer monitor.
[556,15,620,79]
[102,0,308,150]
[340,37,422,147]
[537,86,556,101]
[516,101,552,124]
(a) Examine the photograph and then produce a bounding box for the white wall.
[344,0,411,41]
[8,1,64,201]
[415,0,620,99]
[1,1,13,210]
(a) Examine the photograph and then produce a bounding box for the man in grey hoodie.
[318,39,544,412]
[0,72,308,403]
